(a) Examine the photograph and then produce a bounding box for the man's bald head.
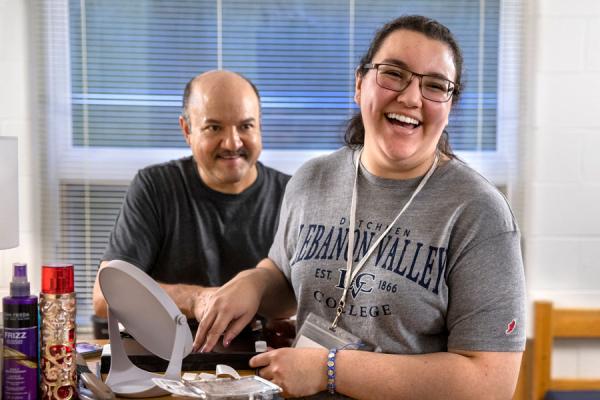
[181,70,261,127]
[178,70,263,194]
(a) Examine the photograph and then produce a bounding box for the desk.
[84,340,256,399]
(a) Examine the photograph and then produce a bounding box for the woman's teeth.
[385,112,420,128]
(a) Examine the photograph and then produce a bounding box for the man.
[92,70,290,328]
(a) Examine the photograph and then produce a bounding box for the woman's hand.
[250,348,329,398]
[193,270,262,352]
[193,258,296,352]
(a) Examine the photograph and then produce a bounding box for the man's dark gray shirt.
[103,156,290,285]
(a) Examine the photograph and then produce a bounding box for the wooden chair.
[532,301,600,400]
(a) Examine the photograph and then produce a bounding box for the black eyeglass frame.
[363,63,458,103]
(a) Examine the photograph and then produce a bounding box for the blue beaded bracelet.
[327,348,338,395]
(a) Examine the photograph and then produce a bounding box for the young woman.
[194,15,525,399]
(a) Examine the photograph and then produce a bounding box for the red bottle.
[39,264,77,400]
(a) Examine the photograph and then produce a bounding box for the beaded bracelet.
[326,342,364,395]
[327,348,338,395]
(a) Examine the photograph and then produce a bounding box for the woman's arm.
[193,258,296,352]
[250,347,522,399]
[335,348,521,400]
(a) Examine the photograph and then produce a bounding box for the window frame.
[39,0,523,328]
[45,0,521,186]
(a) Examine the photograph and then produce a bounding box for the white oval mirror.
[99,260,193,397]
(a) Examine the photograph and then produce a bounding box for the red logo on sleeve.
[505,319,517,335]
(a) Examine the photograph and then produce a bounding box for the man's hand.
[93,260,220,324]
[190,286,218,322]
[158,282,219,322]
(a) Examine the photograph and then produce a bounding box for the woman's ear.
[354,70,363,105]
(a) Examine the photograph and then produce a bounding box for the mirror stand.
[105,308,189,398]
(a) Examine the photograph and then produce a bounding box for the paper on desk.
[152,365,282,399]
[153,378,203,398]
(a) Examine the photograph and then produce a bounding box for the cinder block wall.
[522,0,600,379]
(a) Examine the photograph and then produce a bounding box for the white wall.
[0,0,41,298]
[522,0,600,379]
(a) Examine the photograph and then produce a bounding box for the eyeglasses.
[363,63,457,103]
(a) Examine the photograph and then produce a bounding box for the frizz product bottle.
[2,262,39,400]
[39,264,77,400]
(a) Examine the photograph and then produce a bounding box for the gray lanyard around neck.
[329,148,439,331]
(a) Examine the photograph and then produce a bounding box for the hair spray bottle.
[2,263,39,400]
[39,264,77,400]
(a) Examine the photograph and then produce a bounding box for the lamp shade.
[0,137,19,249]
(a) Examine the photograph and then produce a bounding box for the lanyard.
[329,148,439,331]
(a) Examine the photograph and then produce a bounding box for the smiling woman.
[192,15,526,400]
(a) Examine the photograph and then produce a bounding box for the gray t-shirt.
[269,147,525,355]
[103,156,290,286]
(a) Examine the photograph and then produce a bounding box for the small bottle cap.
[42,264,75,294]
[10,262,30,297]
[255,340,267,353]
[13,263,27,279]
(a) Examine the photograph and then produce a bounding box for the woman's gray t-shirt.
[269,147,525,354]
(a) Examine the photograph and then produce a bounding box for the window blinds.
[36,0,517,329]
[69,0,499,151]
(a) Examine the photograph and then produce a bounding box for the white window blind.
[68,0,499,150]
[36,0,522,330]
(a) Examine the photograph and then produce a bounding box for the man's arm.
[92,261,112,318]
[158,281,217,321]
[92,260,217,321]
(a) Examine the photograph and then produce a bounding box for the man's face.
[180,76,262,194]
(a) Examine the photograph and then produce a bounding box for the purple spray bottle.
[2,262,39,400]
